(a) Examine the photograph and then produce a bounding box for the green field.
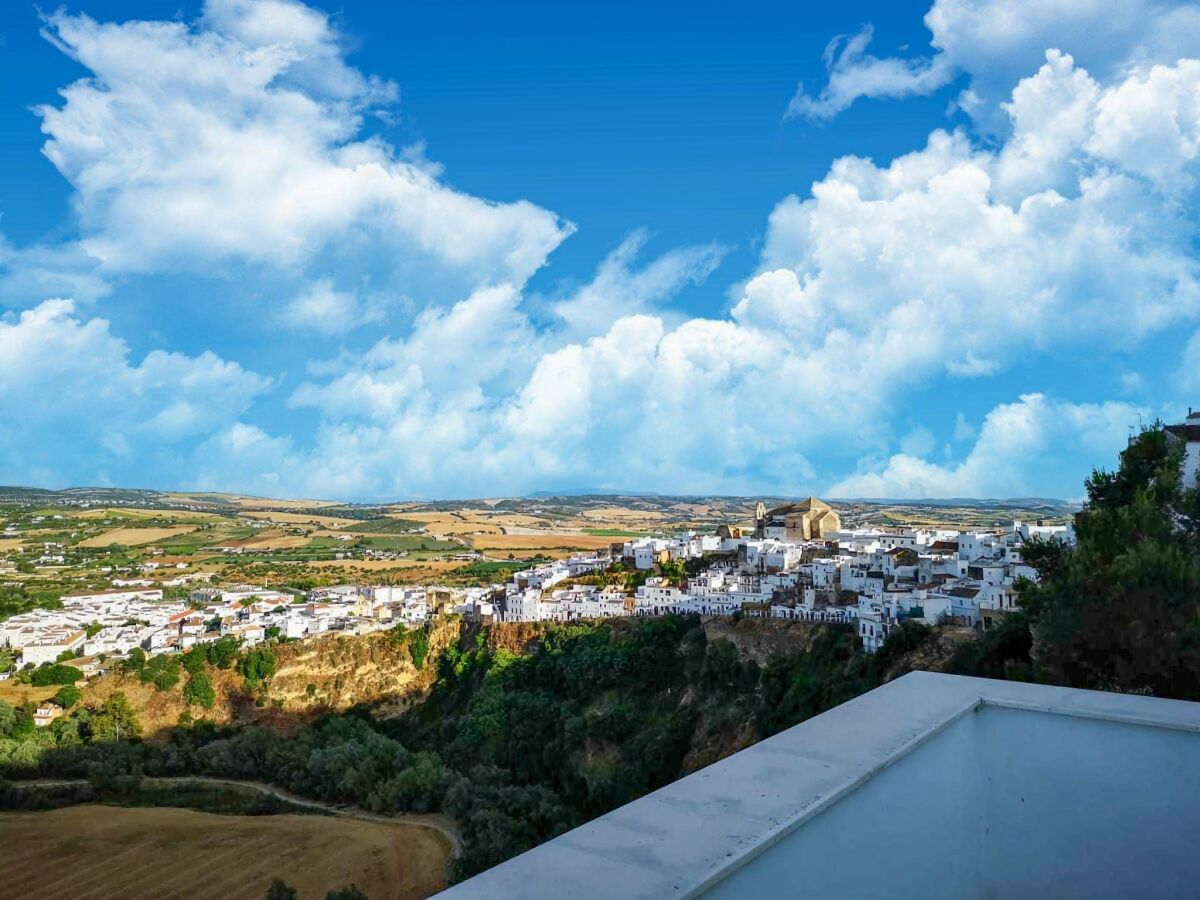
[155,523,258,555]
[361,535,461,552]
[343,517,426,534]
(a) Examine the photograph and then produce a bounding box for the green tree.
[0,698,19,738]
[30,663,80,687]
[324,887,369,900]
[53,684,82,709]
[184,670,217,709]
[264,880,297,900]
[1019,426,1200,699]
[182,646,208,675]
[409,624,430,670]
[126,647,146,672]
[89,692,141,742]
[140,654,182,692]
[207,636,240,669]
[238,646,278,690]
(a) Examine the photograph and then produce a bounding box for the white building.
[22,630,86,666]
[1165,410,1200,488]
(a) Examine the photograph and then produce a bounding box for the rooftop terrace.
[438,671,1200,899]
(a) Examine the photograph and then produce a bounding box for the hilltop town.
[1,487,1074,716]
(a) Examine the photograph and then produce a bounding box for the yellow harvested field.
[394,513,503,536]
[0,805,450,900]
[0,538,23,551]
[234,533,313,550]
[73,507,224,522]
[439,523,504,536]
[239,511,358,527]
[78,526,198,547]
[581,506,668,521]
[400,510,493,523]
[491,548,575,560]
[470,533,616,551]
[231,496,339,509]
[477,514,549,528]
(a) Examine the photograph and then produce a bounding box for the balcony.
[437,671,1200,899]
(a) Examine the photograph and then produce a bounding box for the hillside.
[68,619,462,734]
[4,614,935,881]
[57,615,919,736]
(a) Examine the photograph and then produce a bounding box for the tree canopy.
[1019,427,1200,698]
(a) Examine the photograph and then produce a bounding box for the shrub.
[238,646,278,690]
[30,664,80,687]
[183,670,216,709]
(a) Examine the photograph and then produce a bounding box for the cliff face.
[701,616,837,664]
[79,615,965,740]
[82,617,467,735]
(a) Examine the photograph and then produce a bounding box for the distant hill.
[0,484,1080,530]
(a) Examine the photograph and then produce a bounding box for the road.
[12,775,463,857]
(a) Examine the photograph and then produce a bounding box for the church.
[755,497,841,541]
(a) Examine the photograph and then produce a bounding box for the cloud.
[0,239,109,308]
[900,426,936,457]
[550,231,726,339]
[1178,329,1200,396]
[829,394,1142,499]
[34,1,571,294]
[953,413,977,442]
[6,2,1200,501]
[184,52,1200,499]
[0,299,271,485]
[280,278,383,334]
[786,24,956,121]
[788,0,1200,125]
[1087,59,1200,190]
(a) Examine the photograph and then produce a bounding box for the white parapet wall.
[436,671,1200,899]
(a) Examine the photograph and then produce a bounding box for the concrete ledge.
[435,672,1200,899]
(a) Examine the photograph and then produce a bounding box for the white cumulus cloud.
[0,299,272,485]
[788,0,1200,125]
[35,1,571,294]
[829,394,1143,498]
[197,52,1200,499]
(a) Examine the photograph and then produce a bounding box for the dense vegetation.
[932,426,1200,699]
[1018,427,1200,698]
[0,616,880,879]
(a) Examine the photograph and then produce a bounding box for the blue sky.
[0,0,1197,501]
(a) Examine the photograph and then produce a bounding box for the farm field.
[308,559,465,574]
[230,532,314,551]
[74,507,224,522]
[468,533,617,551]
[77,526,198,548]
[0,488,1078,603]
[0,805,451,900]
[239,510,361,528]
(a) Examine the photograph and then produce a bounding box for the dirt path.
[13,774,463,857]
